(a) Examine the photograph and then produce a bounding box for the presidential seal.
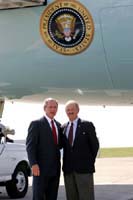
[40,0,94,55]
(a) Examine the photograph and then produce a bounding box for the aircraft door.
[100,5,133,89]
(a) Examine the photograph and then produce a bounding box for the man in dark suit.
[62,100,99,200]
[26,98,61,200]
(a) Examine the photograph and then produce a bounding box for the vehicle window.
[0,0,46,10]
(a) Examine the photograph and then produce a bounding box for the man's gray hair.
[65,100,79,110]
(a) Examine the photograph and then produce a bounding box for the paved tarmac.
[0,157,133,200]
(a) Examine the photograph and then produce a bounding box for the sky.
[1,100,133,148]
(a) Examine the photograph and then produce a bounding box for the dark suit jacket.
[62,118,99,174]
[26,116,61,176]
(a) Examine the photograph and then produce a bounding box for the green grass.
[99,147,133,158]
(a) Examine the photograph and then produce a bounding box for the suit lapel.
[63,122,69,138]
[54,120,60,132]
[42,116,52,131]
[41,117,54,141]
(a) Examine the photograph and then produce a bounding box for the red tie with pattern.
[51,120,57,145]
[68,122,73,146]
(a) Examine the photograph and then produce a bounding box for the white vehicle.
[0,128,31,198]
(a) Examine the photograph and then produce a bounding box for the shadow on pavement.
[1,184,133,200]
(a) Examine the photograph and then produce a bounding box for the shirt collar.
[45,114,54,124]
[69,117,79,126]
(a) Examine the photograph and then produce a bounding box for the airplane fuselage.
[0,0,133,105]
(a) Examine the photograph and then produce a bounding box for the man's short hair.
[43,98,58,109]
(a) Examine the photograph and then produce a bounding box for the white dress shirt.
[45,115,58,141]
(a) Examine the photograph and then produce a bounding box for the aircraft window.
[0,0,46,9]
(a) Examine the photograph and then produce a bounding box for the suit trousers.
[64,172,95,200]
[32,175,60,200]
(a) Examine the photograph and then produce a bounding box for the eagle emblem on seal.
[55,14,79,42]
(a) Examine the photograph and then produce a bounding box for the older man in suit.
[62,100,99,200]
[26,98,61,200]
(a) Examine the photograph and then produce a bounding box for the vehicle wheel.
[6,164,28,198]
